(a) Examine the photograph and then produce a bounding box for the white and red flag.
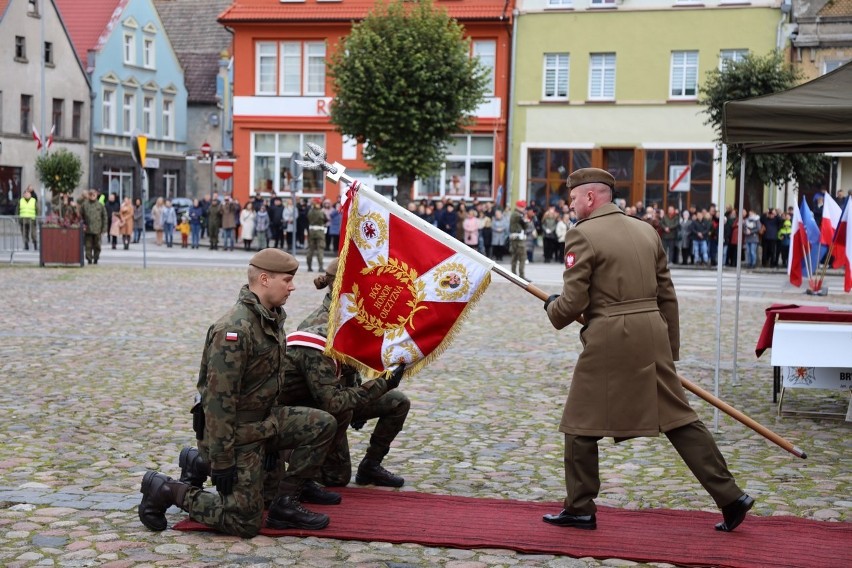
[46,124,55,149]
[833,196,851,292]
[819,193,842,246]
[32,124,43,150]
[325,181,492,376]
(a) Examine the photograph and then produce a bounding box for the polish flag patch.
[565,252,576,269]
[225,332,239,341]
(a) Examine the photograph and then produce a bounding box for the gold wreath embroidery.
[345,256,427,340]
[432,262,470,301]
[382,342,419,368]
[351,211,388,250]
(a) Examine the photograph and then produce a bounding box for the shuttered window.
[589,53,615,100]
[543,53,569,100]
[670,50,698,99]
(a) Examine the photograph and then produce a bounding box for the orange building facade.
[218,0,514,206]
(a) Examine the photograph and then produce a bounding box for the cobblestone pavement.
[1,245,850,567]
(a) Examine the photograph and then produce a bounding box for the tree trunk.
[396,173,416,210]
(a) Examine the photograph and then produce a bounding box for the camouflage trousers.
[187,405,335,538]
[306,230,325,270]
[510,239,526,279]
[322,390,410,487]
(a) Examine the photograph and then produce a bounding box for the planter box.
[40,225,84,267]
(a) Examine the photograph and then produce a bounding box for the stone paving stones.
[0,262,849,567]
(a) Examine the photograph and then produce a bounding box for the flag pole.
[298,145,805,460]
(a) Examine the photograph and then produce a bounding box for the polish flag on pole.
[819,193,842,246]
[833,196,851,292]
[788,200,805,287]
[32,124,43,150]
[46,124,55,149]
[325,180,492,377]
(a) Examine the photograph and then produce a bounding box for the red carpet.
[173,487,850,568]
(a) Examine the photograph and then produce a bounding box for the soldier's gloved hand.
[263,448,279,472]
[350,418,367,430]
[211,465,237,495]
[386,362,406,391]
[544,294,560,311]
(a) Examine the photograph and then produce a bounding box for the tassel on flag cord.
[325,179,493,377]
[32,124,43,150]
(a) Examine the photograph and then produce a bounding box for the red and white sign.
[214,160,235,180]
[200,142,212,158]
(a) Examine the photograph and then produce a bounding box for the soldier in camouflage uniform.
[509,200,528,279]
[276,260,410,490]
[139,249,339,537]
[79,189,108,264]
[305,197,327,272]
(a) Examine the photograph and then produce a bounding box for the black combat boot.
[178,447,210,488]
[299,480,341,505]
[266,495,329,530]
[138,471,190,531]
[355,458,404,487]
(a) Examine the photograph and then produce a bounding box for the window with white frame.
[143,37,155,69]
[252,132,326,195]
[123,33,135,65]
[103,168,133,201]
[719,49,748,71]
[305,42,326,95]
[473,40,496,96]
[590,0,616,5]
[670,50,698,99]
[163,170,179,199]
[543,53,569,100]
[416,135,495,200]
[588,53,615,100]
[162,99,174,139]
[255,41,326,96]
[103,88,116,132]
[547,0,572,7]
[823,60,849,74]
[256,42,277,95]
[142,95,155,136]
[122,92,135,134]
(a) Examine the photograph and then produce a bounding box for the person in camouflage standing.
[509,200,528,279]
[138,249,339,537]
[206,196,222,250]
[278,260,410,489]
[305,197,327,272]
[79,189,108,264]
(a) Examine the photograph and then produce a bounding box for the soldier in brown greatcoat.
[542,167,753,532]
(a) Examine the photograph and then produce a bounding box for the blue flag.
[800,196,822,268]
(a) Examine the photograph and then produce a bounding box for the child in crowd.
[176,215,191,249]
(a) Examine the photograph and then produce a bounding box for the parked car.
[144,197,193,230]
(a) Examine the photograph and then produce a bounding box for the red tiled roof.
[219,0,513,23]
[54,0,128,66]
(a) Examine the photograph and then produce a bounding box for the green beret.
[568,167,615,190]
[249,249,299,275]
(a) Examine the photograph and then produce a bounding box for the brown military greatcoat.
[546,203,698,438]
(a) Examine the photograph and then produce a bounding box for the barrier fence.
[0,215,42,263]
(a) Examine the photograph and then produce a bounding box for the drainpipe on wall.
[504,8,519,207]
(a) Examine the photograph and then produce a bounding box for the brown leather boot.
[179,447,210,488]
[138,471,189,531]
[266,495,329,530]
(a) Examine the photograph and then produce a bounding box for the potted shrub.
[35,149,84,266]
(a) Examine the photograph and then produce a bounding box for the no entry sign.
[214,160,235,180]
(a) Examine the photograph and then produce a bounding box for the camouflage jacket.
[307,207,327,229]
[80,199,108,235]
[197,285,286,470]
[280,294,388,414]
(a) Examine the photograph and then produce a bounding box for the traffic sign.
[132,134,147,167]
[214,159,235,180]
[669,165,691,193]
[201,142,212,158]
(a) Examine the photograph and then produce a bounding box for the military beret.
[516,199,527,209]
[568,168,615,190]
[312,197,322,204]
[249,249,299,275]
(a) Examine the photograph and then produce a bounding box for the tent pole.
[712,144,728,431]
[733,154,747,386]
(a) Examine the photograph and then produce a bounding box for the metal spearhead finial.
[294,143,338,175]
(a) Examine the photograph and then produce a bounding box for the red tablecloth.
[755,304,852,357]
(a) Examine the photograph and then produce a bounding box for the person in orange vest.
[16,186,38,251]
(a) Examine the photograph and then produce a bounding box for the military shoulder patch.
[225,332,239,341]
[565,252,576,269]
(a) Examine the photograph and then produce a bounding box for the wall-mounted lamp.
[209,113,220,128]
